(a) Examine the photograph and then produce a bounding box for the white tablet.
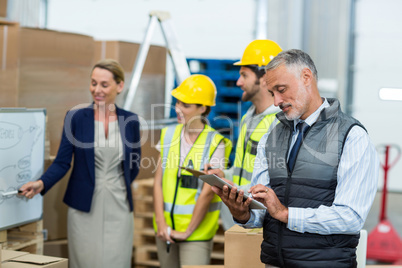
[199,174,267,210]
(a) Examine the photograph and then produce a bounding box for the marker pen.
[1,190,22,197]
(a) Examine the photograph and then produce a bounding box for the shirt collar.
[293,98,329,131]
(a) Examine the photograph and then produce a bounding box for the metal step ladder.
[123,11,191,111]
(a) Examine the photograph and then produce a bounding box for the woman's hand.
[156,222,175,244]
[204,164,225,178]
[19,180,44,199]
[171,229,191,241]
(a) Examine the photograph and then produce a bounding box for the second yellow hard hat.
[234,39,282,67]
[171,74,217,106]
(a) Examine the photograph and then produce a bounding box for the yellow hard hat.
[171,74,216,106]
[234,40,282,67]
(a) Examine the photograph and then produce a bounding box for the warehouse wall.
[353,0,402,192]
[266,0,353,109]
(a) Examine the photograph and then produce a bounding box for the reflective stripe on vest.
[154,124,232,241]
[233,113,278,186]
[164,201,221,215]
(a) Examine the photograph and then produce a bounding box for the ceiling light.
[379,88,402,101]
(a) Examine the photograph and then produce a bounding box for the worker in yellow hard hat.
[152,74,232,268]
[206,40,282,230]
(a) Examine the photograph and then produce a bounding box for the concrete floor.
[363,191,402,265]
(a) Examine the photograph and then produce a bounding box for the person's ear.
[301,68,313,86]
[199,105,206,114]
[116,81,124,94]
[259,73,267,86]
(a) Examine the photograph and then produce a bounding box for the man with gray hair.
[212,49,379,267]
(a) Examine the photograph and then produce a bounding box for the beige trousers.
[155,237,213,268]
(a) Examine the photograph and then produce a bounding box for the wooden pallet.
[132,178,225,268]
[0,220,44,255]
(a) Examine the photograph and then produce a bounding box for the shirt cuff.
[233,211,257,229]
[287,207,306,233]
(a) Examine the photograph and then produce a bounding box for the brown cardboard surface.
[9,253,64,264]
[0,0,7,18]
[224,225,264,268]
[0,230,6,242]
[42,158,69,241]
[136,129,161,180]
[1,250,29,262]
[18,27,93,156]
[1,250,68,267]
[43,240,68,259]
[0,21,19,107]
[182,266,225,268]
[93,40,166,74]
[367,266,402,268]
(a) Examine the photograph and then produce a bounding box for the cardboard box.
[1,24,94,150]
[1,249,68,267]
[1,23,94,155]
[367,266,402,268]
[0,19,19,107]
[135,129,161,180]
[43,240,68,259]
[0,0,7,18]
[182,266,224,268]
[18,27,94,156]
[94,40,166,75]
[224,225,264,268]
[42,157,69,241]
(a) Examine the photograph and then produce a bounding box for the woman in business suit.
[19,59,141,268]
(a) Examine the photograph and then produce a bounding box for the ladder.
[123,11,191,111]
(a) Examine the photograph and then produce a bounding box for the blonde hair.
[92,59,125,84]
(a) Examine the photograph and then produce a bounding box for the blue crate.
[209,119,232,129]
[213,102,239,114]
[216,87,243,98]
[206,73,239,83]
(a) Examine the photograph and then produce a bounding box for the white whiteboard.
[0,108,46,230]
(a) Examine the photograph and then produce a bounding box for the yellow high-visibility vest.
[232,113,278,186]
[153,124,232,241]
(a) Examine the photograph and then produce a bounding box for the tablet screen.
[199,174,267,210]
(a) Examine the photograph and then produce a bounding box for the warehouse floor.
[363,191,402,265]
